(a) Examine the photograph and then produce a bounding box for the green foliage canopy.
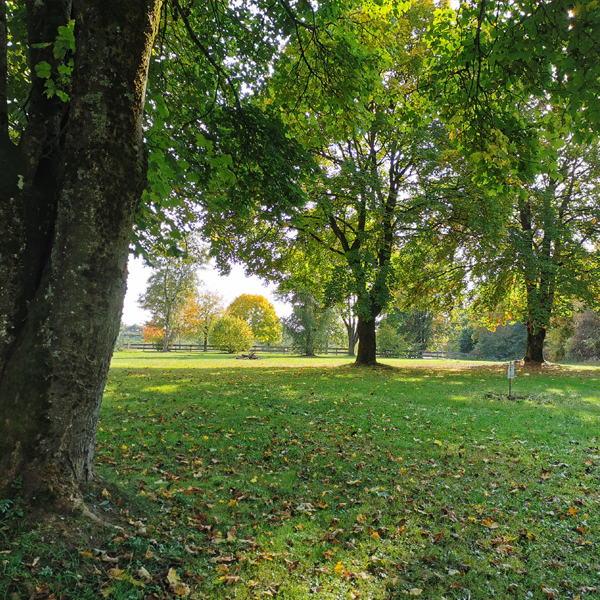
[209,315,254,353]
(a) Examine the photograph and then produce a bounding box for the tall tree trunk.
[0,0,161,505]
[347,326,358,357]
[524,324,546,364]
[163,311,172,352]
[355,316,377,366]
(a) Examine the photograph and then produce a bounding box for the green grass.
[2,352,600,599]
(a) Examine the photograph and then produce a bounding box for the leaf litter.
[3,355,600,599]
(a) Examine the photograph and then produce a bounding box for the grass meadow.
[2,351,599,599]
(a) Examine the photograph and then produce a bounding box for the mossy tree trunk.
[0,0,161,506]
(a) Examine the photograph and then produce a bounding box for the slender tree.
[180,289,224,350]
[139,258,200,351]
[280,288,338,356]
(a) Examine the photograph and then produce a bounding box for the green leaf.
[34,61,52,79]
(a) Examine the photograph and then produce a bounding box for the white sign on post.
[507,362,515,379]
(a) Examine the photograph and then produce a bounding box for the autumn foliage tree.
[226,294,282,344]
[180,290,224,349]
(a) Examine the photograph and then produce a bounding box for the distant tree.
[339,296,359,357]
[565,310,600,363]
[377,320,406,357]
[180,290,224,350]
[471,323,527,361]
[543,314,575,363]
[378,308,436,354]
[138,256,200,351]
[227,294,282,344]
[115,325,144,351]
[457,324,476,354]
[273,252,358,355]
[210,316,254,354]
[281,289,337,356]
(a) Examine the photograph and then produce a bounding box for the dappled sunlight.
[143,384,180,394]
[580,395,600,407]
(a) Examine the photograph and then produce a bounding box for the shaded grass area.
[2,352,600,599]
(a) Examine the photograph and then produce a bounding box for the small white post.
[507,361,515,398]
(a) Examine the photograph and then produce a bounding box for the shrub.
[142,325,169,350]
[209,316,254,353]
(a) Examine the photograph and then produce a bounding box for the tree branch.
[172,0,241,109]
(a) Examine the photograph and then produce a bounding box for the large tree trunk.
[0,0,161,505]
[524,324,546,364]
[355,316,378,366]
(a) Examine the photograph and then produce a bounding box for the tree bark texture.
[523,324,546,364]
[346,324,358,357]
[355,316,378,366]
[0,0,161,503]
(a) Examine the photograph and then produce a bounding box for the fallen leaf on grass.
[481,518,499,529]
[404,589,423,596]
[100,553,119,564]
[541,584,559,598]
[107,568,128,581]
[263,584,281,596]
[220,574,240,585]
[167,568,190,597]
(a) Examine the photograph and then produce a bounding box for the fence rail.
[121,343,456,358]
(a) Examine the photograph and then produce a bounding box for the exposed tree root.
[75,499,123,530]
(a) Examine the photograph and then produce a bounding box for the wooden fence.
[122,343,454,358]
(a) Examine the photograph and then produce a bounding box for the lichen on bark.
[0,0,162,507]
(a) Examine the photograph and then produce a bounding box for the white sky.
[121,255,291,326]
